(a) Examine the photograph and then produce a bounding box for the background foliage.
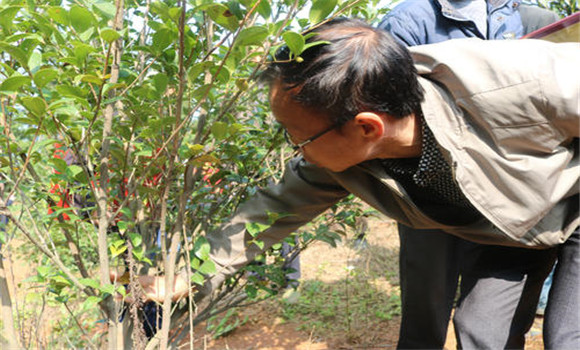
[0,0,387,348]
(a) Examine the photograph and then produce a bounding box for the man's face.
[269,81,370,172]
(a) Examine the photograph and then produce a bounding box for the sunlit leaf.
[245,222,270,237]
[73,42,96,62]
[92,2,116,19]
[282,31,305,56]
[0,7,21,33]
[128,232,142,247]
[152,73,169,94]
[56,85,86,98]
[20,96,46,117]
[28,51,42,71]
[193,236,211,260]
[168,7,182,21]
[309,0,337,24]
[152,28,174,53]
[257,0,272,19]
[211,121,229,140]
[47,6,69,26]
[192,84,212,101]
[202,4,239,32]
[0,42,29,69]
[198,260,216,274]
[76,74,103,85]
[100,28,121,43]
[0,76,31,91]
[70,5,94,33]
[191,272,205,285]
[236,26,269,46]
[188,61,213,84]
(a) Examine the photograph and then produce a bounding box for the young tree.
[0,0,387,348]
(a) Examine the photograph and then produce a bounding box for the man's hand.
[110,271,191,304]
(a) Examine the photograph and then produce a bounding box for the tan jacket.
[206,38,579,291]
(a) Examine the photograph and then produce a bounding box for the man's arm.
[378,11,424,46]
[202,157,349,294]
[519,3,561,34]
[119,157,349,302]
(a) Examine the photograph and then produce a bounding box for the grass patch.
[279,272,401,344]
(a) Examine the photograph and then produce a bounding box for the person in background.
[377,1,561,348]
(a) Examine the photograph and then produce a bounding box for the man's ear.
[353,112,385,139]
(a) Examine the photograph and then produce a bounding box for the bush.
[0,0,388,348]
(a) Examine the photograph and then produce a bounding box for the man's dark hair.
[263,17,424,126]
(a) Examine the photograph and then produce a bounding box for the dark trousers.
[397,224,558,349]
[544,228,580,349]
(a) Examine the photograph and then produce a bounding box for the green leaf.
[80,278,101,289]
[309,0,338,24]
[186,144,204,157]
[47,6,69,26]
[92,2,117,19]
[0,76,31,92]
[187,61,213,84]
[52,275,72,288]
[191,272,205,285]
[0,42,29,69]
[245,222,270,237]
[282,31,305,56]
[50,157,68,174]
[250,239,265,250]
[84,296,102,308]
[65,164,83,180]
[128,232,142,247]
[37,266,52,278]
[211,121,228,140]
[69,5,94,33]
[256,0,272,19]
[28,51,42,72]
[152,73,168,93]
[132,247,152,265]
[99,284,116,296]
[34,68,59,88]
[20,97,46,117]
[152,28,173,53]
[150,1,170,19]
[192,84,212,102]
[0,7,21,32]
[198,260,216,274]
[236,26,269,47]
[168,7,182,22]
[245,284,257,298]
[211,65,230,84]
[79,27,95,42]
[202,4,239,32]
[193,237,211,260]
[0,62,15,77]
[76,74,103,85]
[110,239,127,258]
[100,28,121,43]
[302,40,331,52]
[73,42,96,63]
[56,84,86,98]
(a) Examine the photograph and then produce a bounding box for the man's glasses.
[282,124,337,152]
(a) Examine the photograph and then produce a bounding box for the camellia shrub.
[0,0,388,348]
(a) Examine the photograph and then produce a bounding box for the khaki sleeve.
[201,157,349,294]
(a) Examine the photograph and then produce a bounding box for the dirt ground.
[2,216,545,349]
[192,217,546,350]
